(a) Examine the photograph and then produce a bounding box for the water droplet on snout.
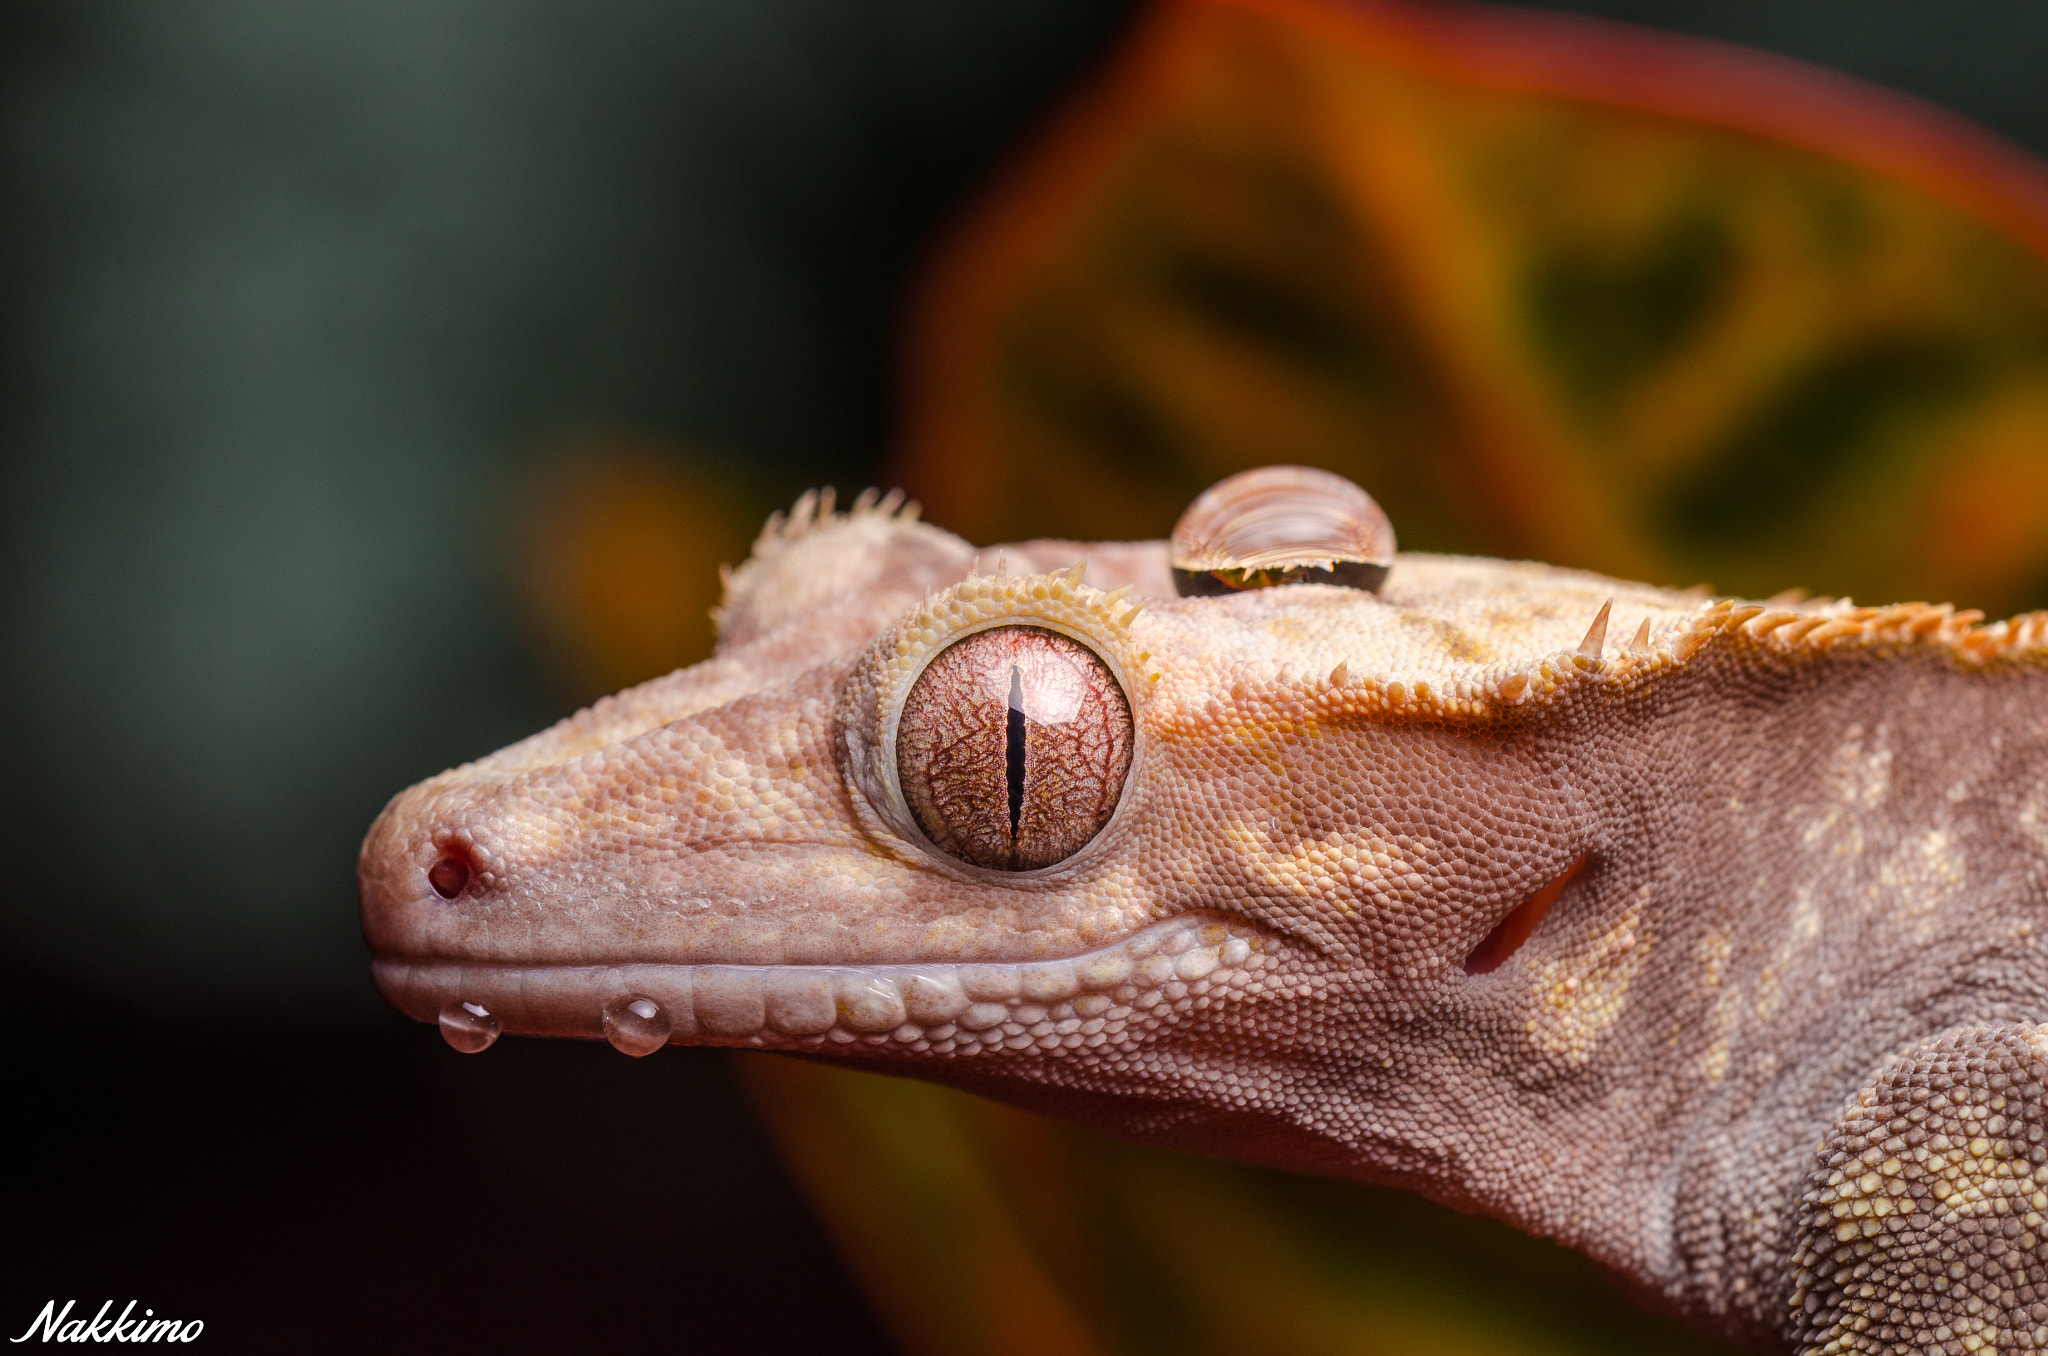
[438,1000,500,1053]
[602,995,672,1057]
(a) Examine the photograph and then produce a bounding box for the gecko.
[359,466,2048,1354]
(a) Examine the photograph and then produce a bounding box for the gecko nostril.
[427,853,472,900]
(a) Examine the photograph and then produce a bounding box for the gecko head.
[360,472,1713,1170]
[357,558,1172,1043]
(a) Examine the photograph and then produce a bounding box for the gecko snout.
[355,775,511,969]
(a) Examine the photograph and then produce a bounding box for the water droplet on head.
[1170,465,1395,596]
[438,999,500,1053]
[602,995,672,1057]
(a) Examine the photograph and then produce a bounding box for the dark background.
[6,2,2048,1350]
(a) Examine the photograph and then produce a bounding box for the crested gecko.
[360,468,2048,1354]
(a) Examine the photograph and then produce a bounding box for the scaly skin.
[360,489,2048,1353]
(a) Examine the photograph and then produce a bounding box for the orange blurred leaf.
[892,0,2048,614]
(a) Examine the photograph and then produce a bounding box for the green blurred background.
[5,2,2048,1351]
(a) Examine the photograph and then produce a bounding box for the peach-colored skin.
[361,485,2048,1353]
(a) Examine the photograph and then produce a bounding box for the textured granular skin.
[1791,1026,2048,1354]
[359,491,2048,1353]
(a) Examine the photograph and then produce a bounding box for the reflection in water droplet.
[438,1000,500,1053]
[602,995,672,1057]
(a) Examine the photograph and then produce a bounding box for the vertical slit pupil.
[1006,665,1027,837]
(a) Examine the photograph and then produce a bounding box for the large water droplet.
[602,995,672,1057]
[438,1000,500,1053]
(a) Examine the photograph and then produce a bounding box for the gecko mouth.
[373,912,1280,1057]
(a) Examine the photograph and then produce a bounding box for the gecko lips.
[366,911,1280,1061]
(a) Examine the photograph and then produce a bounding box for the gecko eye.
[896,626,1133,870]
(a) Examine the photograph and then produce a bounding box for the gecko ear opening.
[1463,855,1589,975]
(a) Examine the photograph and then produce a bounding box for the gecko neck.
[1547,644,2048,1344]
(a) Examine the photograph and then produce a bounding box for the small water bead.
[602,996,672,1057]
[438,1000,499,1053]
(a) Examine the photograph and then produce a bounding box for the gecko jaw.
[371,911,1281,1056]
